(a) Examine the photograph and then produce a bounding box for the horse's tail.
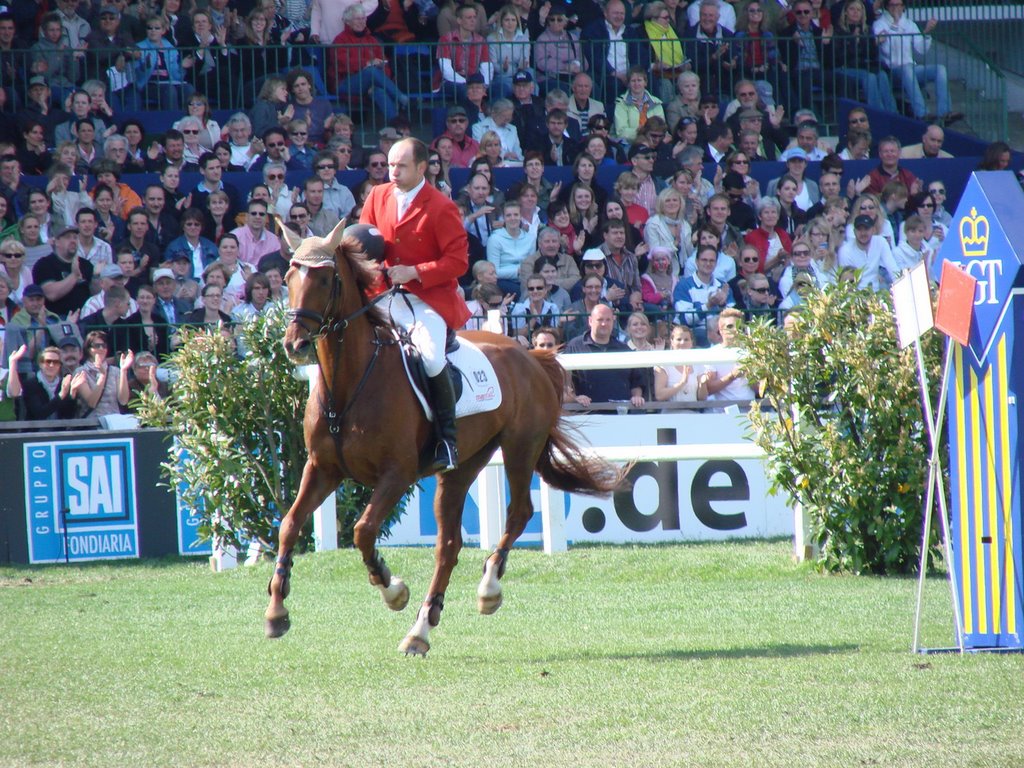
[530,350,625,497]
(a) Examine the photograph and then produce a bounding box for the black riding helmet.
[343,223,386,261]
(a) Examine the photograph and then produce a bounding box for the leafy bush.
[136,305,403,553]
[741,280,943,574]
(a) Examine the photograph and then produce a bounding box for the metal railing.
[911,1,1024,77]
[3,31,1008,141]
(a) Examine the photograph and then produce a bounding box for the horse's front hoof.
[398,634,430,656]
[265,613,291,638]
[381,577,410,612]
[477,592,503,615]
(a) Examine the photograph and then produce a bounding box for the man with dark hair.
[141,184,181,251]
[533,108,578,166]
[32,225,94,318]
[192,151,241,215]
[704,122,734,165]
[599,218,642,311]
[364,150,389,185]
[145,128,198,172]
[230,198,281,268]
[358,136,471,472]
[301,176,342,235]
[114,207,162,278]
[79,284,133,355]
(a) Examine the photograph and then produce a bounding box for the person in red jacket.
[360,137,472,472]
[329,6,410,124]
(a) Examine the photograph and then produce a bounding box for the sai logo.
[62,448,129,521]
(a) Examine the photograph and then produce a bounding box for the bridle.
[284,261,397,477]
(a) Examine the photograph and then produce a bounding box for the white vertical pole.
[477,465,504,551]
[209,513,238,572]
[303,366,339,553]
[539,479,567,554]
[312,492,338,552]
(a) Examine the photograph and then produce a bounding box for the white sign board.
[385,412,792,547]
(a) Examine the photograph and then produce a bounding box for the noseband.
[285,266,396,340]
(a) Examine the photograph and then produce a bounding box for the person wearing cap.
[458,72,489,127]
[766,147,820,209]
[329,6,409,124]
[436,106,480,168]
[534,3,587,93]
[487,5,532,100]
[437,4,492,101]
[31,225,94,319]
[85,5,138,98]
[4,283,62,374]
[359,137,471,472]
[626,144,664,213]
[569,248,630,312]
[724,80,787,157]
[80,263,138,318]
[151,266,191,325]
[837,212,898,292]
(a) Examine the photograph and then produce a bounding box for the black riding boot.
[427,364,458,473]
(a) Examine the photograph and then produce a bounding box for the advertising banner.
[23,437,140,564]
[386,413,792,547]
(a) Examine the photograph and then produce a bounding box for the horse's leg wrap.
[427,592,445,627]
[364,549,392,588]
[268,550,294,598]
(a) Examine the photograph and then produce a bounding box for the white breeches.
[385,292,447,377]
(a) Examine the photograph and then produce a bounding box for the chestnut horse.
[265,222,621,655]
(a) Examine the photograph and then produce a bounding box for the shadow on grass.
[527,643,861,664]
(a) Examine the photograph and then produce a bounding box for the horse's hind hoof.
[477,592,503,615]
[398,634,430,657]
[381,577,410,612]
[265,614,291,639]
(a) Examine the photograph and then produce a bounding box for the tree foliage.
[135,306,402,553]
[741,280,944,574]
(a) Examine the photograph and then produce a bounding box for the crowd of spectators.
[0,0,1017,419]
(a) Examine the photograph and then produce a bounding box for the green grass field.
[2,540,1022,767]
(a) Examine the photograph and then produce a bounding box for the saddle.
[393,328,503,421]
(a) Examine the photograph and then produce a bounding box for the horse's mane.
[338,234,389,327]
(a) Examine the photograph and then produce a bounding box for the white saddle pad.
[400,336,503,420]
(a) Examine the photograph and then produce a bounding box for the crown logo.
[959,207,990,258]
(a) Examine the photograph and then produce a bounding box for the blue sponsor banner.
[24,438,139,564]
[173,444,212,556]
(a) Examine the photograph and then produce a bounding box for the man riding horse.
[359,137,470,472]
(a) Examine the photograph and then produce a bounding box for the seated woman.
[125,284,171,360]
[184,282,233,326]
[17,120,53,176]
[486,200,535,296]
[250,78,291,140]
[179,93,221,150]
[135,15,195,110]
[664,71,701,133]
[91,184,127,245]
[233,9,290,106]
[556,153,607,211]
[614,66,665,144]
[178,11,234,108]
[640,2,689,103]
[744,197,792,274]
[5,344,77,421]
[174,116,208,166]
[531,255,572,312]
[644,187,690,273]
[164,208,219,280]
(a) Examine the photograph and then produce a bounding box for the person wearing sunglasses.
[229,198,281,268]
[71,330,132,418]
[4,343,77,421]
[778,0,827,116]
[249,127,302,175]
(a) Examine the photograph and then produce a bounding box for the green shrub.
[742,280,943,574]
[135,305,403,553]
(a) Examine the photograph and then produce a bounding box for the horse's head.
[282,219,348,363]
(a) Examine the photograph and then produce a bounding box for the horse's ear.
[280,224,303,255]
[327,218,348,251]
